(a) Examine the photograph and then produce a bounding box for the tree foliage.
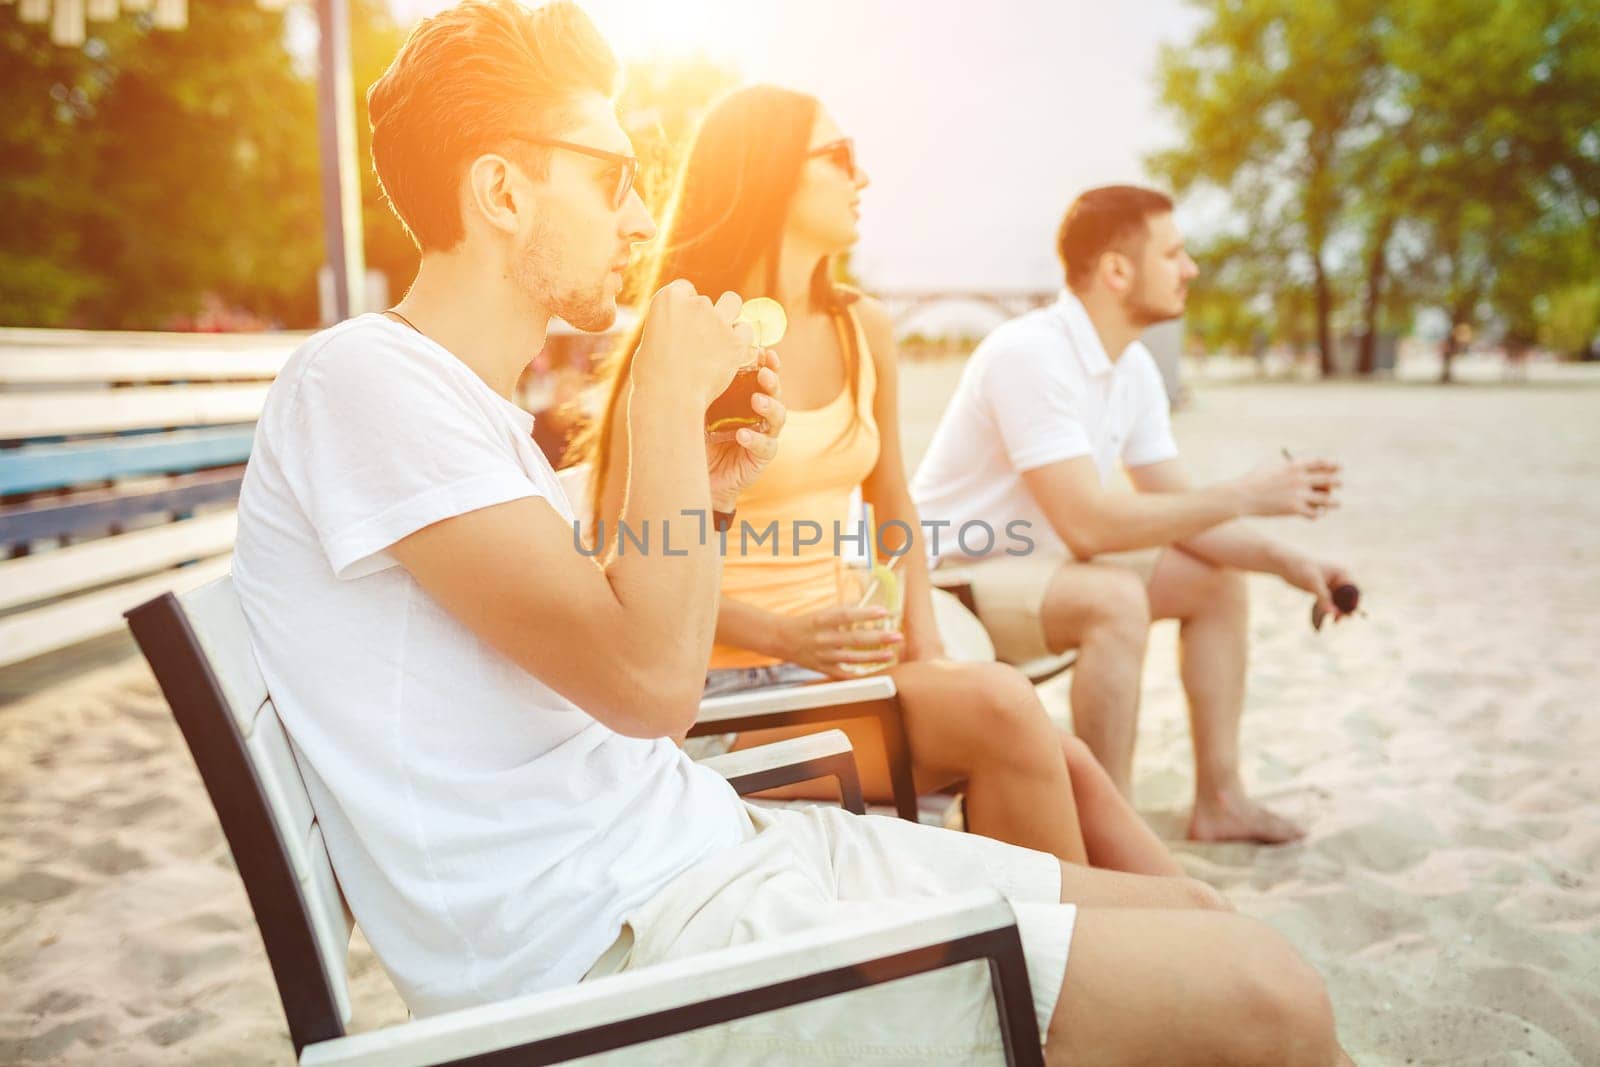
[1,0,405,329]
[1152,0,1600,374]
[0,11,742,329]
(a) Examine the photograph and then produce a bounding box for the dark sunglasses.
[806,137,857,177]
[507,137,640,210]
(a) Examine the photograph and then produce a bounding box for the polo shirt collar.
[1053,290,1114,377]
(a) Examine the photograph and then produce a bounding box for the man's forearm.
[1174,519,1290,575]
[1075,485,1243,557]
[604,375,723,677]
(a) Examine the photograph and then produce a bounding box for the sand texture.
[3,372,1598,1064]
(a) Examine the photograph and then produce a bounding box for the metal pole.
[315,0,366,323]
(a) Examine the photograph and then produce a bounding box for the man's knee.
[1049,566,1152,643]
[1076,568,1151,643]
[1229,926,1340,1065]
[1183,557,1249,615]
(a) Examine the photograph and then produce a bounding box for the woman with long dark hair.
[576,85,1177,874]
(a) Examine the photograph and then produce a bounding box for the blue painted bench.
[0,322,610,669]
[0,328,299,667]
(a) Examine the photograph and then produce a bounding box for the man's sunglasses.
[806,138,857,177]
[507,137,640,210]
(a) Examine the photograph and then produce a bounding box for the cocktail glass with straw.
[835,502,903,677]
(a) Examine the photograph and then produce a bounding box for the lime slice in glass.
[862,563,900,611]
[736,297,788,347]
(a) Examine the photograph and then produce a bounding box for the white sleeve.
[278,335,543,579]
[979,330,1094,473]
[1121,346,1180,469]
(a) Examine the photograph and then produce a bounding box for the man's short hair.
[367,0,618,253]
[1056,185,1175,292]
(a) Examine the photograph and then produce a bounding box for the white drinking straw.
[862,501,877,572]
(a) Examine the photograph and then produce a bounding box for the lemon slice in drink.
[858,562,899,610]
[736,297,788,347]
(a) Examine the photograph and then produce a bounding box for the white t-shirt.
[911,291,1180,561]
[232,314,746,1016]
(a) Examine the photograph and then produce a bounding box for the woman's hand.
[774,605,903,679]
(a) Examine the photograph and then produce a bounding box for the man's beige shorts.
[578,802,1074,1064]
[955,549,1162,664]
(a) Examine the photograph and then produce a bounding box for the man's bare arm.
[1130,458,1356,617]
[1021,454,1338,559]
[1021,457,1243,558]
[389,282,759,741]
[1128,458,1295,573]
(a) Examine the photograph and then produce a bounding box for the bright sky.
[396,0,1204,293]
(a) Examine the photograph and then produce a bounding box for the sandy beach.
[3,368,1598,1065]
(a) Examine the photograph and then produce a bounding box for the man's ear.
[1098,250,1133,295]
[465,153,525,238]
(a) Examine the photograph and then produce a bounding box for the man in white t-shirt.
[914,186,1359,845]
[231,6,1349,1061]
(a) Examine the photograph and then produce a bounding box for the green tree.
[1151,0,1387,376]
[1379,0,1600,379]
[1,0,416,329]
[1,1,325,328]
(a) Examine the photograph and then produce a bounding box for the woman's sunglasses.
[806,138,857,177]
[508,136,640,210]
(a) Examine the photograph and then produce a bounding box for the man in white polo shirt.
[913,186,1357,844]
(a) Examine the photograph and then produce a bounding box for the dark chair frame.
[126,589,1044,1066]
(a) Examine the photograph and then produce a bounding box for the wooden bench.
[0,322,612,670]
[0,328,298,668]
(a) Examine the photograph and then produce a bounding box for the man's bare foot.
[1188,792,1305,844]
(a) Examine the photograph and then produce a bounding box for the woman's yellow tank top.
[710,304,881,668]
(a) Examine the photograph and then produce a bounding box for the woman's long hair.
[570,84,859,527]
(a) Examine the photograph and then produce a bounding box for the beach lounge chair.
[123,576,1044,1066]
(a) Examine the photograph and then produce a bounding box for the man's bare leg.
[1039,561,1150,796]
[1045,907,1351,1065]
[1146,547,1304,843]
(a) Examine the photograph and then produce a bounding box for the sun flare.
[590,0,742,66]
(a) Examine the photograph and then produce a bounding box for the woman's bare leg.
[1060,733,1186,876]
[736,661,1191,873]
[735,660,1091,862]
[890,660,1092,862]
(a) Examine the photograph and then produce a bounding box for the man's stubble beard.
[512,224,618,334]
[1126,279,1185,330]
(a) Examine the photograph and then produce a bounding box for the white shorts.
[577,802,1074,1064]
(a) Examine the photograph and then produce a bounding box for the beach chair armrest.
[696,729,866,813]
[695,674,897,729]
[297,890,1040,1067]
[694,674,920,823]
